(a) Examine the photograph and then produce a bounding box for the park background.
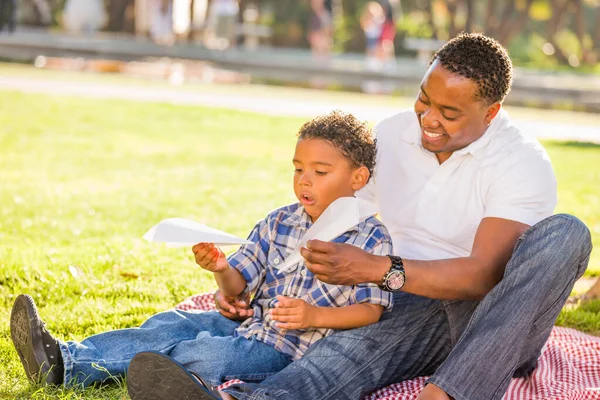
[1,0,600,399]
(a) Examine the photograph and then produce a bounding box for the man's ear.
[484,102,501,126]
[351,166,370,191]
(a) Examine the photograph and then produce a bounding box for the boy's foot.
[10,294,64,385]
[128,351,222,400]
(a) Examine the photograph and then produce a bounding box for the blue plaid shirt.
[228,202,393,361]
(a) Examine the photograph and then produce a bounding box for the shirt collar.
[279,203,313,229]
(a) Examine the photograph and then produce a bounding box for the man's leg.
[222,293,453,400]
[428,214,592,400]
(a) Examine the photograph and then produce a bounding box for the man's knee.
[530,214,591,245]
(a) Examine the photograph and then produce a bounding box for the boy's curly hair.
[431,32,513,105]
[297,110,376,181]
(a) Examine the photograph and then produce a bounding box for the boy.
[10,110,393,397]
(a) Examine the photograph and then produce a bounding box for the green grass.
[0,89,599,399]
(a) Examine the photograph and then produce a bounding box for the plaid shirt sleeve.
[227,217,271,293]
[349,226,394,311]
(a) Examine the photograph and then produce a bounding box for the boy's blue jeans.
[221,214,593,400]
[59,310,291,387]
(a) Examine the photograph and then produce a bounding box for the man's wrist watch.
[381,255,406,292]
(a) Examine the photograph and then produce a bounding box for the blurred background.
[0,0,600,111]
[1,3,600,398]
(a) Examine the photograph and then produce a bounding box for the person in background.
[307,0,332,61]
[360,1,385,69]
[0,0,16,33]
[211,0,239,49]
[378,0,400,69]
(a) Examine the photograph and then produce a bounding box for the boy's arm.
[311,303,384,329]
[213,267,247,298]
[271,296,384,330]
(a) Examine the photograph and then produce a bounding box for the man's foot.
[127,351,222,400]
[10,294,64,385]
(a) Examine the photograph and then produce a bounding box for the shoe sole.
[127,351,219,400]
[10,294,57,383]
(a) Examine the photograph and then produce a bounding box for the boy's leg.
[60,309,239,387]
[428,214,592,400]
[127,327,292,399]
[169,329,292,387]
[10,295,239,388]
[221,293,453,400]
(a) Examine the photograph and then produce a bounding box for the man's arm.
[270,296,384,330]
[301,217,530,301]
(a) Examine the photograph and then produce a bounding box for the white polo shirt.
[358,108,557,261]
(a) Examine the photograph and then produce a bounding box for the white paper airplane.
[143,218,254,247]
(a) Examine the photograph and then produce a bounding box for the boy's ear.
[351,166,370,190]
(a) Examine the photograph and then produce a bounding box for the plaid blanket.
[176,294,600,400]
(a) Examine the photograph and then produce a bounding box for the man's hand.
[300,240,388,286]
[270,296,316,330]
[192,243,229,272]
[213,289,254,321]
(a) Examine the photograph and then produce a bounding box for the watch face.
[388,271,405,290]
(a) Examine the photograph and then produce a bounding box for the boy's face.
[293,138,369,222]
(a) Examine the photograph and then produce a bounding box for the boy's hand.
[270,295,317,330]
[214,289,254,321]
[192,243,229,272]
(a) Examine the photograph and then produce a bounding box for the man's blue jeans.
[60,310,291,387]
[222,214,593,400]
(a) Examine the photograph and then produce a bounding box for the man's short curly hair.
[431,32,513,105]
[297,110,376,181]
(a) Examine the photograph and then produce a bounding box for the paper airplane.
[143,218,253,247]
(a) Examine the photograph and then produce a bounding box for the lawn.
[1,90,599,399]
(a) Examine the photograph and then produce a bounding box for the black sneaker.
[127,351,222,400]
[10,294,64,385]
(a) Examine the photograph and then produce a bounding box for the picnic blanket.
[176,293,600,400]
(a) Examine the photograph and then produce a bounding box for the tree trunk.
[594,6,600,50]
[108,0,133,32]
[497,0,534,46]
[446,0,458,38]
[464,0,475,33]
[546,0,572,65]
[424,0,438,39]
[493,0,515,43]
[572,0,590,64]
[484,0,498,37]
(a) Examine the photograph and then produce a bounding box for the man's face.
[293,138,365,222]
[414,60,499,164]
